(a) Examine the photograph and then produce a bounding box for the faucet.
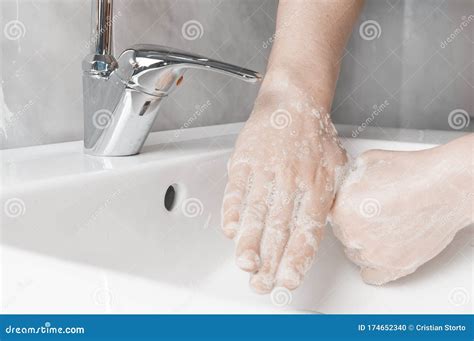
[83,0,262,156]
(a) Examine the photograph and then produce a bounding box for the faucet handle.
[115,44,262,96]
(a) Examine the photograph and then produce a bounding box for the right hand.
[329,138,473,285]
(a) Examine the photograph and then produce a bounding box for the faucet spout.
[83,1,262,157]
[115,45,262,97]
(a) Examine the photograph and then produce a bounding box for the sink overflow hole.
[164,185,177,211]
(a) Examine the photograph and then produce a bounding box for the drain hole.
[164,185,177,211]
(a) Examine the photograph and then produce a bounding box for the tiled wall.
[1,0,472,149]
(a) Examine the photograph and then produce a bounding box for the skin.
[330,134,473,285]
[221,0,365,294]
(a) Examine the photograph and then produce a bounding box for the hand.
[329,137,473,285]
[221,78,347,293]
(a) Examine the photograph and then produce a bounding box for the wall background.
[0,0,472,149]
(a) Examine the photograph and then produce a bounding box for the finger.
[221,163,251,239]
[276,188,326,290]
[344,247,367,267]
[249,172,296,294]
[361,267,404,286]
[235,171,274,272]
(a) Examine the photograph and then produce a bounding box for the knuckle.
[245,200,268,220]
[266,221,291,235]
[243,201,268,225]
[222,207,239,222]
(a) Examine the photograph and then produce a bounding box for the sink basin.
[1,123,471,314]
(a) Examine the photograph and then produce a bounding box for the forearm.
[438,134,474,224]
[262,0,364,108]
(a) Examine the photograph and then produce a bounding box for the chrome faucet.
[83,0,262,156]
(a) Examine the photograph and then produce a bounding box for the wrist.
[256,67,335,117]
[260,53,340,111]
[438,134,473,170]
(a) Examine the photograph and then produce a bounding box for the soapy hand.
[221,81,347,293]
[330,135,473,285]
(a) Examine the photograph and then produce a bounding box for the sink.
[1,123,471,313]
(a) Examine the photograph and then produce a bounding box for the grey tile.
[372,52,404,96]
[1,0,473,149]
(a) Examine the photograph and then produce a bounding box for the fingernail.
[236,250,260,272]
[222,222,239,239]
[250,273,274,294]
[276,268,302,290]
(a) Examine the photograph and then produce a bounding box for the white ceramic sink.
[1,123,472,314]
